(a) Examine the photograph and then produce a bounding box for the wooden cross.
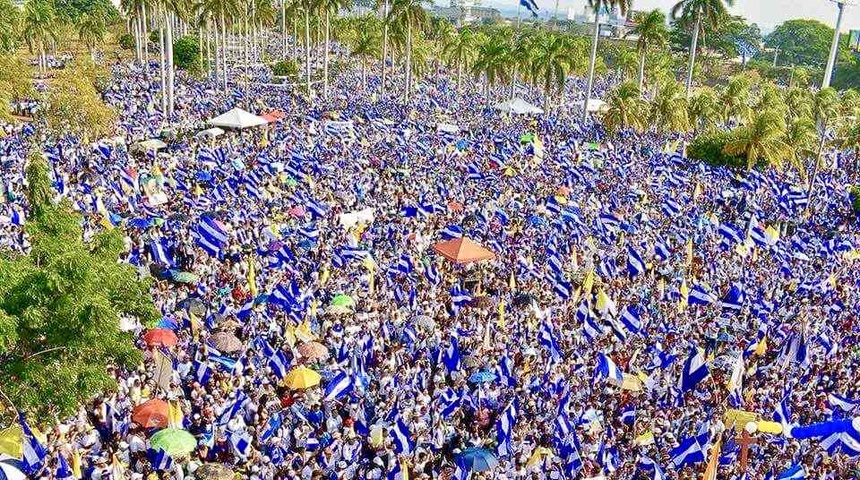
[737,430,758,472]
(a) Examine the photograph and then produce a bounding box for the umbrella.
[127,218,153,229]
[325,305,353,315]
[149,429,198,457]
[330,294,355,308]
[0,456,26,480]
[298,341,329,361]
[180,297,206,318]
[414,315,435,330]
[142,329,178,348]
[455,447,498,472]
[557,186,571,197]
[171,271,199,284]
[288,206,306,217]
[209,331,243,353]
[132,399,169,429]
[194,463,234,480]
[283,366,321,389]
[432,237,496,264]
[468,371,497,384]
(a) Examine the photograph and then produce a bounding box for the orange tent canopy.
[432,237,496,264]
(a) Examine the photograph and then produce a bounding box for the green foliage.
[764,19,851,69]
[603,81,647,135]
[687,130,746,169]
[54,0,120,24]
[0,55,33,123]
[832,57,860,91]
[39,57,116,141]
[0,151,158,421]
[850,186,860,214]
[118,32,134,50]
[0,0,21,54]
[272,58,300,77]
[149,29,159,45]
[173,35,201,75]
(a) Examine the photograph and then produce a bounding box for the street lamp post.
[822,0,850,89]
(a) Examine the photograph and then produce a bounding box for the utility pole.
[822,0,851,88]
[772,47,779,67]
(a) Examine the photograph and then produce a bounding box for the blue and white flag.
[390,417,414,455]
[689,284,717,305]
[19,413,47,475]
[323,371,354,401]
[519,0,539,16]
[538,320,563,363]
[827,393,859,413]
[495,401,519,457]
[626,245,646,276]
[774,393,793,430]
[775,463,805,480]
[443,336,462,371]
[669,433,709,468]
[595,353,623,383]
[620,305,642,334]
[679,348,709,393]
[229,431,253,459]
[639,455,667,480]
[260,412,283,443]
[147,448,174,471]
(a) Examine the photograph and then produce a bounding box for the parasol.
[209,332,243,353]
[283,366,321,389]
[432,237,495,264]
[142,329,178,348]
[132,399,169,429]
[298,341,330,361]
[149,429,198,457]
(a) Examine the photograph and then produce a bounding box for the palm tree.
[806,87,840,198]
[386,0,428,102]
[582,0,631,121]
[834,118,860,169]
[441,26,477,93]
[77,12,106,61]
[784,117,817,180]
[529,33,572,112]
[671,0,734,97]
[603,81,647,135]
[783,87,812,122]
[319,0,351,97]
[22,0,58,74]
[688,86,719,131]
[614,48,638,82]
[723,109,790,170]
[650,80,690,134]
[0,0,21,54]
[472,33,511,103]
[349,24,380,91]
[754,83,786,119]
[628,9,667,89]
[720,75,751,125]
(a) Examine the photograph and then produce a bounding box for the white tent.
[436,122,460,134]
[493,97,544,115]
[130,138,167,153]
[575,98,608,113]
[207,107,268,129]
[195,127,225,139]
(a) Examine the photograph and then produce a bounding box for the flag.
[775,463,805,480]
[619,305,641,334]
[495,401,518,457]
[702,438,721,480]
[626,245,646,276]
[387,458,409,480]
[229,431,252,459]
[678,348,709,393]
[596,289,616,317]
[538,321,562,363]
[827,393,859,413]
[19,413,47,475]
[638,455,667,480]
[594,353,623,383]
[323,371,354,401]
[668,433,709,468]
[442,336,462,371]
[391,417,414,455]
[261,412,283,443]
[773,393,793,431]
[55,454,75,480]
[147,448,174,471]
[688,284,717,305]
[727,355,744,404]
[0,424,22,458]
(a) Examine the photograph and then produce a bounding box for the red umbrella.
[142,329,178,348]
[132,399,169,429]
[432,237,496,264]
[288,206,306,217]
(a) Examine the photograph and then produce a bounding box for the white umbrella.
[130,138,167,153]
[493,98,544,115]
[195,127,225,139]
[573,98,608,113]
[0,456,26,480]
[207,107,267,129]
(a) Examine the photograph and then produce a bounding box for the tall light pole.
[822,0,850,88]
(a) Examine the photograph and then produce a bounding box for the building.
[433,1,501,26]
[566,4,636,38]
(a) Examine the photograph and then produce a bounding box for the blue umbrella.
[455,447,498,472]
[468,371,497,384]
[196,171,213,182]
[128,217,153,229]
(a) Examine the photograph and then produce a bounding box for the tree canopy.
[764,19,851,68]
[0,151,158,421]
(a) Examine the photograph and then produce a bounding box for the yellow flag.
[678,279,689,312]
[320,266,330,286]
[702,439,721,480]
[497,301,506,328]
[71,448,82,477]
[755,336,767,356]
[246,257,258,298]
[596,289,615,315]
[0,425,22,458]
[168,400,184,428]
[765,225,780,243]
[189,311,200,340]
[583,269,595,297]
[400,459,410,480]
[686,238,694,267]
[634,431,655,446]
[509,270,516,289]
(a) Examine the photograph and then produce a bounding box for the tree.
[0,151,158,421]
[603,81,647,135]
[54,0,120,24]
[671,0,735,96]
[765,19,851,69]
[583,0,632,121]
[720,75,752,125]
[835,117,860,168]
[688,86,719,131]
[784,117,817,180]
[173,34,201,75]
[650,80,690,134]
[318,0,352,98]
[441,26,478,93]
[39,58,117,141]
[472,32,511,102]
[628,9,668,89]
[0,0,21,54]
[530,34,573,112]
[0,55,33,123]
[77,11,106,60]
[723,109,790,170]
[22,0,59,74]
[387,0,428,102]
[349,25,380,90]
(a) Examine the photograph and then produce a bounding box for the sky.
[483,0,860,34]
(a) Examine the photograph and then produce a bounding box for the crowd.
[0,41,859,480]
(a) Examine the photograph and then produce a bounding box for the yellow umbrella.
[283,366,321,389]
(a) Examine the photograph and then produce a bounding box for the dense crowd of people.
[1,41,859,480]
